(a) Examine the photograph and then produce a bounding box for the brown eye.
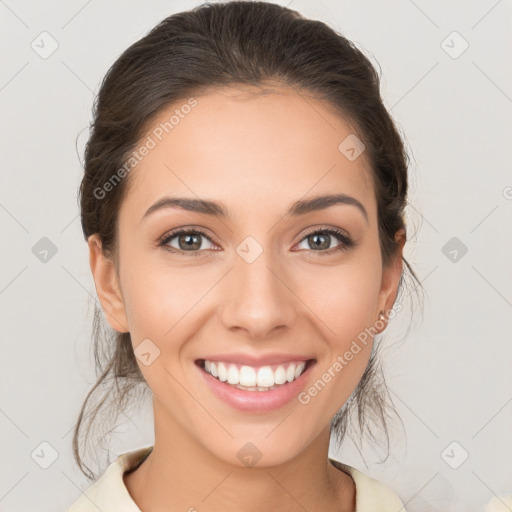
[306,232,331,250]
[159,229,215,255]
[295,228,354,255]
[175,232,203,251]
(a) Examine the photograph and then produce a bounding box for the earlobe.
[376,229,406,332]
[87,234,129,333]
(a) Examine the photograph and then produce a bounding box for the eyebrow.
[141,193,369,224]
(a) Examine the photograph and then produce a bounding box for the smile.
[198,359,314,391]
[195,357,316,412]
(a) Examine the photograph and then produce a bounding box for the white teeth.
[274,365,287,385]
[294,362,306,379]
[257,366,274,387]
[201,359,310,390]
[227,364,239,385]
[239,366,256,387]
[218,362,227,382]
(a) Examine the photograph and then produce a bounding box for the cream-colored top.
[68,446,406,511]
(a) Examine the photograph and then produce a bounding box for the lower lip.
[196,361,315,413]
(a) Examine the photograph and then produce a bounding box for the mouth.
[195,358,316,392]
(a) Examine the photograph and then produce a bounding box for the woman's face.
[89,84,403,467]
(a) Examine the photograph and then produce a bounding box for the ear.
[375,228,406,333]
[87,234,129,333]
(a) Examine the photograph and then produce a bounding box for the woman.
[68,1,422,510]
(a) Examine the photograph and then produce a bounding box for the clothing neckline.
[121,448,358,509]
[69,445,406,511]
[119,446,405,511]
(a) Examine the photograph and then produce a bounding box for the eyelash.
[157,226,355,257]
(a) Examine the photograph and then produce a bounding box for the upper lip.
[196,353,315,367]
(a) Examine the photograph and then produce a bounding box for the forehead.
[121,84,376,222]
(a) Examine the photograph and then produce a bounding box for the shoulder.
[329,458,407,511]
[67,446,152,512]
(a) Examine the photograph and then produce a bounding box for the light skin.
[88,83,405,512]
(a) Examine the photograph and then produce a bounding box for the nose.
[220,248,297,340]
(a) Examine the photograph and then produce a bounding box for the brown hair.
[75,0,424,480]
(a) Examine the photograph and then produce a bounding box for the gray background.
[1,1,511,511]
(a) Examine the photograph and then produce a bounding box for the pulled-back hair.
[75,0,423,480]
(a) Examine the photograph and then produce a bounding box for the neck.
[124,400,356,512]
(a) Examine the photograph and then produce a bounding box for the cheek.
[119,252,211,341]
[120,231,382,348]
[303,255,382,341]
[300,254,382,400]
[292,272,381,420]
